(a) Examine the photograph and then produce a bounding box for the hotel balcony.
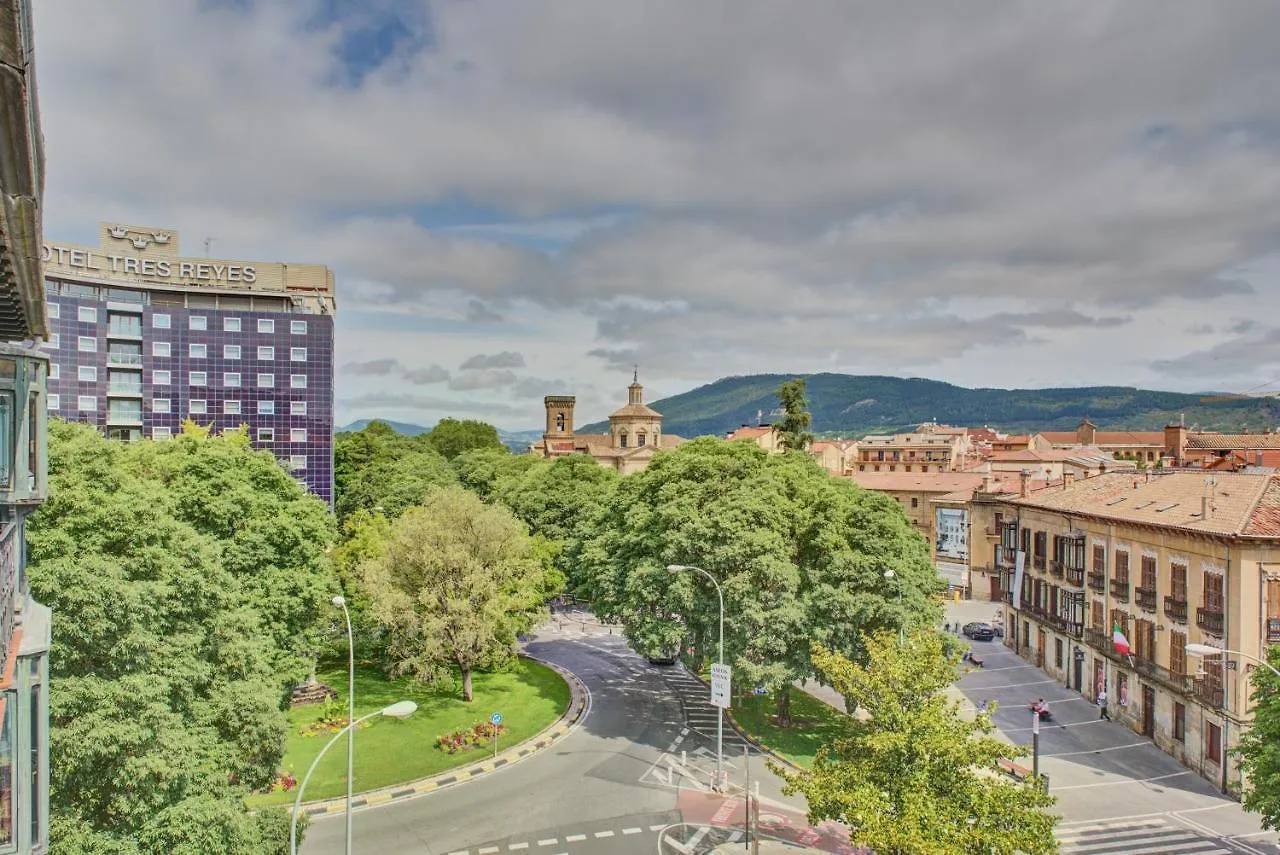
[1135,586,1157,612]
[1087,571,1106,592]
[1110,579,1131,602]
[1192,677,1225,709]
[1164,596,1188,623]
[1196,607,1225,636]
[1065,566,1085,587]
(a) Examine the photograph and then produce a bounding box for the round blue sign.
[490,712,503,725]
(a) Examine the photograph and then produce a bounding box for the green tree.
[452,446,540,500]
[425,417,504,460]
[334,422,458,522]
[1235,649,1280,828]
[362,487,547,701]
[783,636,1058,855]
[776,377,814,452]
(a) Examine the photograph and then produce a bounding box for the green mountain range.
[582,374,1280,439]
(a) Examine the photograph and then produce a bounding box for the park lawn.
[732,688,854,769]
[247,658,570,807]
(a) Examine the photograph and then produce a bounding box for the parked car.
[961,621,987,637]
[968,625,996,641]
[645,645,679,666]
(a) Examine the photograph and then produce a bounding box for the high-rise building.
[40,224,336,503]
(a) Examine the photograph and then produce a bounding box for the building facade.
[995,470,1280,792]
[855,424,972,473]
[40,223,336,503]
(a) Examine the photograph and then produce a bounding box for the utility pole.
[1032,706,1040,780]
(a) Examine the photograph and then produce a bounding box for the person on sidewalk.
[1098,688,1110,720]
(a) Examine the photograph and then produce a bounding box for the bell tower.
[544,396,575,439]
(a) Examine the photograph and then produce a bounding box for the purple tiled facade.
[43,279,334,503]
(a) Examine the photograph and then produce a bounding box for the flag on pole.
[1112,624,1131,657]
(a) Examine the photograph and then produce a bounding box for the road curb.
[297,654,588,818]
[679,665,805,774]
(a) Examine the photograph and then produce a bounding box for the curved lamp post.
[290,700,418,855]
[1186,643,1280,679]
[332,595,356,854]
[667,564,725,791]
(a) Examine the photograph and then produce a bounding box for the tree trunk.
[776,684,793,727]
[462,667,474,702]
[306,657,318,686]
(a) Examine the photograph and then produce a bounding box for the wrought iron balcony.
[1088,571,1106,592]
[1049,560,1065,579]
[1196,607,1225,636]
[1164,596,1188,623]
[1135,586,1157,612]
[1065,567,1085,587]
[1110,579,1131,602]
[1084,627,1110,653]
[1192,677,1224,709]
[1132,656,1193,696]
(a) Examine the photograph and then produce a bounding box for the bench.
[997,758,1032,781]
[969,655,984,667]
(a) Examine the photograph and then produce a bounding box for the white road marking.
[1053,770,1193,791]
[680,728,689,735]
[536,840,557,847]
[622,827,642,835]
[963,678,1059,690]
[508,844,529,851]
[594,830,614,838]
[650,824,666,831]
[479,848,500,854]
[564,835,586,843]
[1044,740,1151,757]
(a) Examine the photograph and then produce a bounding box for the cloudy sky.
[30,1,1280,429]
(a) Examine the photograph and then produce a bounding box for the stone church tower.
[608,371,662,450]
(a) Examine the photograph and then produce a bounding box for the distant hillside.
[581,374,1280,439]
[338,418,541,452]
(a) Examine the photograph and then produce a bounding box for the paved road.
[947,600,1280,855]
[299,624,806,855]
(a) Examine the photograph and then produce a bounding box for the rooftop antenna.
[204,237,215,257]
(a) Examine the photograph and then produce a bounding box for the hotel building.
[40,224,336,503]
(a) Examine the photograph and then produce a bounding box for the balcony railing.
[1197,607,1225,636]
[1135,586,1157,612]
[107,384,143,396]
[1132,656,1193,697]
[1164,596,1188,623]
[1065,567,1085,587]
[1084,627,1110,653]
[106,352,142,366]
[1192,677,1224,709]
[0,521,18,672]
[1268,618,1280,644]
[1111,579,1131,602]
[1088,571,1106,592]
[1049,560,1065,579]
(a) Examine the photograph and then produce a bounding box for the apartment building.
[40,223,336,503]
[1035,418,1167,464]
[980,447,1130,481]
[995,470,1280,792]
[0,0,54,848]
[855,423,972,473]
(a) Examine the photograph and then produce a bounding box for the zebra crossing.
[659,667,752,753]
[1056,815,1242,854]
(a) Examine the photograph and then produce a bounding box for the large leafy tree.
[29,421,327,853]
[452,446,540,501]
[334,421,457,522]
[424,417,504,460]
[776,377,814,452]
[585,438,940,722]
[783,636,1058,855]
[361,487,547,701]
[1235,648,1280,828]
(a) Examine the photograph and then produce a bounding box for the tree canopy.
[782,635,1058,855]
[30,420,332,853]
[334,421,458,522]
[1235,648,1280,829]
[776,377,814,452]
[423,417,504,460]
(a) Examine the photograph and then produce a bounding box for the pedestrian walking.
[1098,688,1110,720]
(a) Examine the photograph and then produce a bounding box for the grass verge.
[731,688,853,769]
[247,657,570,807]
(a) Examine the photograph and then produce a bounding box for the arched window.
[619,432,628,448]
[637,432,647,447]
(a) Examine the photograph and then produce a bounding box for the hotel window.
[290,400,307,416]
[153,341,171,357]
[153,369,171,386]
[152,313,170,329]
[223,372,241,388]
[224,344,241,360]
[152,426,172,440]
[78,306,97,323]
[291,320,307,335]
[189,315,207,330]
[1033,531,1047,569]
[77,366,97,382]
[290,347,307,362]
[290,428,307,443]
[257,373,274,388]
[290,374,307,389]
[189,399,207,415]
[224,400,241,415]
[189,371,207,387]
[258,401,275,415]
[257,346,274,361]
[49,363,58,380]
[257,427,274,442]
[1170,631,1187,675]
[48,302,59,319]
[1207,722,1222,763]
[77,336,97,353]
[44,334,58,350]
[189,343,207,359]
[152,398,170,413]
[1173,702,1186,743]
[289,455,306,470]
[1114,551,1130,584]
[223,317,241,332]
[46,394,58,410]
[77,395,95,411]
[257,319,275,334]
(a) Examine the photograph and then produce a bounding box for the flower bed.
[436,721,508,754]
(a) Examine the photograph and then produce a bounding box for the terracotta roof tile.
[1187,433,1280,451]
[1246,480,1280,535]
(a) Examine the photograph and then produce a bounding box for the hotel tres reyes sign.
[41,244,259,285]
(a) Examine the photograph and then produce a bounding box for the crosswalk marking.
[1056,816,1232,855]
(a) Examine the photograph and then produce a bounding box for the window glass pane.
[0,394,12,486]
[258,401,275,415]
[77,396,95,411]
[152,313,170,328]
[224,373,240,388]
[290,320,307,335]
[189,344,206,358]
[257,319,274,333]
[153,370,170,386]
[224,345,240,360]
[0,689,14,844]
[47,303,58,319]
[77,306,97,323]
[152,342,170,357]
[151,399,169,413]
[291,401,307,415]
[77,366,96,382]
[257,374,273,388]
[189,400,207,414]
[77,336,97,352]
[46,394,58,411]
[223,317,241,332]
[224,400,241,415]
[291,374,307,389]
[291,347,306,361]
[189,316,207,330]
[257,346,274,361]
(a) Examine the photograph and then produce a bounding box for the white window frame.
[151,398,170,413]
[44,334,58,350]
[49,363,58,380]
[189,371,207,387]
[189,399,207,415]
[78,306,98,323]
[258,400,275,415]
[257,318,275,334]
[223,317,242,332]
[152,341,171,357]
[152,426,173,440]
[223,344,241,360]
[77,395,96,411]
[257,427,274,442]
[257,373,274,388]
[153,370,171,386]
[290,428,307,443]
[290,320,307,335]
[223,372,241,388]
[152,313,170,329]
[289,455,306,470]
[257,346,274,361]
[290,347,307,362]
[224,400,242,415]
[77,366,97,382]
[290,400,307,416]
[46,393,59,410]
[189,343,207,359]
[77,335,97,353]
[189,315,207,330]
[47,302,59,319]
[290,374,307,389]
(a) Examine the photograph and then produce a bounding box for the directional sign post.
[491,712,503,759]
[710,664,732,708]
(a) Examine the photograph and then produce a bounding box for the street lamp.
[667,564,726,791]
[290,701,418,855]
[884,569,905,645]
[332,595,355,855]
[1186,643,1280,679]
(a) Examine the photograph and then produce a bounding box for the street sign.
[710,663,732,709]
[490,712,503,725]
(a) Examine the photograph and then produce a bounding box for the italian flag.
[1112,624,1131,656]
